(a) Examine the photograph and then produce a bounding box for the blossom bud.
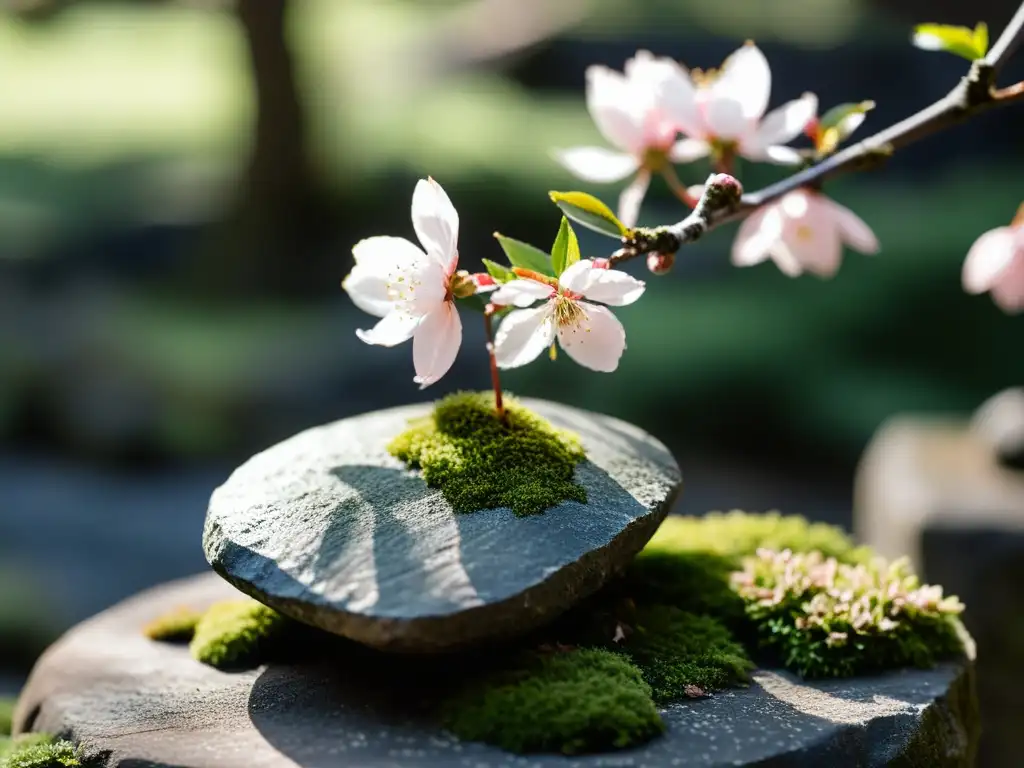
[705,173,743,206]
[647,252,674,275]
[449,270,478,298]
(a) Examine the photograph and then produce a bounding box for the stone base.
[855,416,1024,767]
[13,573,978,768]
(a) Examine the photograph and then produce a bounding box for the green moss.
[0,735,82,768]
[733,549,967,678]
[640,511,871,564]
[889,663,980,767]
[143,607,202,642]
[387,391,586,516]
[442,648,663,755]
[189,599,290,669]
[618,605,754,703]
[0,699,13,738]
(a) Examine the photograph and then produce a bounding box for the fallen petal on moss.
[189,600,290,670]
[442,648,663,754]
[387,391,586,516]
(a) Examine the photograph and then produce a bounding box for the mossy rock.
[441,648,663,754]
[388,391,586,516]
[188,600,290,670]
[142,607,202,643]
[0,734,82,768]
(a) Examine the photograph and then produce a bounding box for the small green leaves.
[912,22,988,61]
[482,258,517,284]
[815,101,874,155]
[550,217,581,276]
[493,233,554,276]
[549,191,626,238]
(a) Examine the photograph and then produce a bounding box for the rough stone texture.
[202,399,681,653]
[855,415,1023,767]
[14,573,978,768]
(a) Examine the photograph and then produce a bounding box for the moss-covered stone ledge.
[148,512,972,757]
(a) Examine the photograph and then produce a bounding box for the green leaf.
[481,258,516,284]
[549,191,626,238]
[493,233,554,276]
[819,101,875,134]
[550,217,581,276]
[816,101,875,154]
[912,22,989,61]
[455,293,489,313]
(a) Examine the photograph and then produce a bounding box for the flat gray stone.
[202,399,681,652]
[14,573,978,768]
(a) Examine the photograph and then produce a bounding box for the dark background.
[2,0,1023,692]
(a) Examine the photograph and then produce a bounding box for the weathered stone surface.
[15,573,978,768]
[855,415,1022,767]
[202,399,681,652]
[972,387,1024,470]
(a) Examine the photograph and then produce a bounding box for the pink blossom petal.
[494,304,556,369]
[412,303,462,388]
[989,252,1024,313]
[642,58,703,138]
[355,310,421,347]
[412,178,460,272]
[490,279,553,308]
[552,147,639,183]
[617,170,650,228]
[777,202,843,278]
[754,144,805,165]
[586,65,644,153]
[711,43,771,121]
[820,196,879,254]
[753,93,817,147]
[345,236,427,317]
[731,206,779,267]
[396,259,449,316]
[669,138,711,163]
[557,302,626,372]
[704,98,749,141]
[561,260,646,306]
[962,226,1017,294]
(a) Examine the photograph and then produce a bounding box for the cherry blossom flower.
[659,42,818,166]
[342,178,468,388]
[962,221,1024,313]
[491,260,646,372]
[552,51,697,227]
[731,188,879,278]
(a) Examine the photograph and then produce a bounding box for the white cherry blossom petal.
[355,310,421,347]
[494,304,556,369]
[711,43,771,121]
[412,302,462,388]
[963,227,1018,293]
[394,259,449,316]
[412,177,459,271]
[820,196,879,254]
[731,206,779,267]
[586,65,644,153]
[754,93,817,147]
[561,259,646,306]
[637,55,703,138]
[989,253,1024,313]
[552,147,639,183]
[557,302,627,373]
[345,236,428,317]
[777,210,843,278]
[617,170,650,228]
[490,279,554,308]
[669,138,711,163]
[704,97,749,141]
[753,144,804,165]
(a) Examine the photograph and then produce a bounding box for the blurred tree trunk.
[197,0,332,299]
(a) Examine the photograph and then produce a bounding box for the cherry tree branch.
[612,4,1024,265]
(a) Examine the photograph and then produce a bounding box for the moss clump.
[619,605,754,703]
[640,511,872,564]
[387,391,586,516]
[733,549,966,678]
[442,648,663,755]
[189,600,289,669]
[142,607,202,643]
[0,735,82,767]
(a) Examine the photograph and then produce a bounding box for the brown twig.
[612,3,1024,263]
[483,306,505,421]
